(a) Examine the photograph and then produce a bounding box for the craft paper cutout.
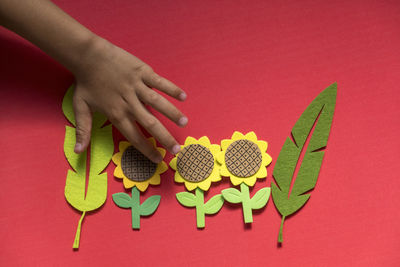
[225,139,262,177]
[112,139,167,229]
[63,85,114,249]
[113,188,161,229]
[177,144,214,182]
[271,83,337,243]
[170,137,224,228]
[218,132,272,223]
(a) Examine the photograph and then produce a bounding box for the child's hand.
[72,39,187,163]
[1,0,187,162]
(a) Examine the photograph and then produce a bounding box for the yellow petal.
[210,171,222,182]
[210,144,221,155]
[114,165,124,178]
[123,178,135,189]
[184,136,198,145]
[198,136,211,146]
[230,176,243,186]
[169,157,177,170]
[112,152,122,165]
[244,176,257,187]
[263,153,272,166]
[174,173,185,183]
[220,165,231,177]
[216,152,225,165]
[199,179,211,191]
[136,182,149,192]
[232,131,245,140]
[245,131,257,142]
[185,181,197,191]
[257,140,268,152]
[119,141,131,152]
[148,137,156,147]
[257,166,267,178]
[149,174,161,185]
[157,161,168,174]
[157,147,166,158]
[221,139,233,150]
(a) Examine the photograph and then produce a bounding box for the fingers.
[73,95,93,154]
[124,94,181,155]
[142,70,187,101]
[112,116,163,163]
[137,84,188,127]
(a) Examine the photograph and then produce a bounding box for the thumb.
[73,94,93,154]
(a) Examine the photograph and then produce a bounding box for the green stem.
[195,188,205,228]
[240,183,253,223]
[131,187,141,229]
[73,211,86,249]
[278,216,286,243]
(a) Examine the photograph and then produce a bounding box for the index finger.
[125,94,181,155]
[112,116,163,163]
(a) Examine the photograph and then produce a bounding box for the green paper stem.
[131,187,141,229]
[240,183,253,223]
[195,188,205,228]
[176,188,224,229]
[73,211,86,249]
[222,183,269,224]
[113,187,161,229]
[278,215,286,243]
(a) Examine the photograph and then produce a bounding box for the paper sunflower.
[217,131,272,187]
[112,138,168,191]
[169,136,221,191]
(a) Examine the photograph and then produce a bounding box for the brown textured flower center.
[225,139,262,178]
[177,144,214,182]
[121,146,157,182]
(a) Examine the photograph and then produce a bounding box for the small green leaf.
[140,195,161,216]
[221,188,242,204]
[176,192,196,207]
[250,187,271,210]
[204,194,224,215]
[112,193,132,208]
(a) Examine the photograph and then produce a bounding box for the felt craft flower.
[170,136,224,228]
[217,131,272,187]
[218,131,272,224]
[112,138,167,229]
[112,138,168,192]
[169,136,221,191]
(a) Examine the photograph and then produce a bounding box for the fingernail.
[172,144,181,154]
[179,92,187,101]
[178,116,188,127]
[74,143,82,153]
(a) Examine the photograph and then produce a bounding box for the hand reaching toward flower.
[0,0,187,163]
[72,40,187,163]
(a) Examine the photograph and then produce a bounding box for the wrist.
[68,34,114,80]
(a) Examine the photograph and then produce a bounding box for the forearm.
[0,0,100,73]
[0,0,186,160]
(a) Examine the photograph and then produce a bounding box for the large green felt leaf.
[62,85,114,249]
[271,83,337,242]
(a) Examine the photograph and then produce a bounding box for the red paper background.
[1,0,399,266]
